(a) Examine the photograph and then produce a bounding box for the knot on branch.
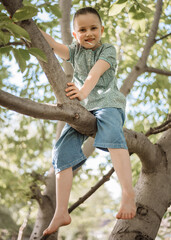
[137,205,148,216]
[57,103,63,109]
[135,65,140,71]
[74,113,80,119]
[135,233,153,240]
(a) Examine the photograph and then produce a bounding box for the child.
[41,7,136,236]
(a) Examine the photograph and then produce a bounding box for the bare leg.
[43,167,72,236]
[108,148,136,219]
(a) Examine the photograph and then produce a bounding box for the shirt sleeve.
[66,41,77,66]
[98,44,117,69]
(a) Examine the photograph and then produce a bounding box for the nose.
[86,29,92,36]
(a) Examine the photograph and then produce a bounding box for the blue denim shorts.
[52,108,128,174]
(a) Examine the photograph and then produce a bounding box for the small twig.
[17,201,32,240]
[145,66,171,76]
[155,32,171,43]
[145,114,171,137]
[68,167,114,213]
[0,41,24,48]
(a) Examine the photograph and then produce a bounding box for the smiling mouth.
[86,41,93,45]
[85,39,94,45]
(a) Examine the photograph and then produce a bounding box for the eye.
[91,26,97,30]
[79,28,86,32]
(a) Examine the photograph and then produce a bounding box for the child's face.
[73,13,104,50]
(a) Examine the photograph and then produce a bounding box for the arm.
[65,59,110,100]
[39,29,70,60]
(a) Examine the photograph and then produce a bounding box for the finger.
[67,82,75,86]
[69,93,79,99]
[65,86,77,92]
[66,90,78,96]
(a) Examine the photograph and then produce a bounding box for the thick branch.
[140,0,163,64]
[30,183,43,206]
[124,129,160,171]
[0,89,96,135]
[120,0,163,96]
[59,0,73,81]
[144,66,171,76]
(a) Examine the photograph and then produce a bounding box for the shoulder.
[67,41,83,63]
[100,43,116,54]
[96,43,117,68]
[68,41,82,53]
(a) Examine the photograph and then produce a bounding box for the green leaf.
[128,6,146,32]
[138,3,152,13]
[19,49,30,61]
[28,48,47,62]
[3,22,30,41]
[72,0,80,4]
[0,13,11,22]
[12,6,38,22]
[109,0,127,16]
[0,30,10,45]
[0,46,13,55]
[0,4,5,11]
[49,4,62,18]
[13,48,27,73]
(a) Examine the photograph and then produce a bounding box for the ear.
[101,26,104,35]
[73,31,77,40]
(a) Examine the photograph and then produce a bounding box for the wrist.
[80,87,88,100]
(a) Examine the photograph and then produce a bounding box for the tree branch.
[145,66,171,76]
[155,32,171,43]
[120,0,163,96]
[30,183,43,205]
[140,0,163,64]
[0,89,96,135]
[59,0,73,81]
[124,129,160,171]
[145,114,171,137]
[0,41,24,47]
[68,167,114,213]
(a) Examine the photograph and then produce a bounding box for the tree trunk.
[109,129,171,240]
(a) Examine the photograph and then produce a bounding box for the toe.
[43,229,49,236]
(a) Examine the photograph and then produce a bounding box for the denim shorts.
[52,108,128,174]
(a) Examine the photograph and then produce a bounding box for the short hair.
[73,7,102,28]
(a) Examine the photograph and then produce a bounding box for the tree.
[0,0,171,239]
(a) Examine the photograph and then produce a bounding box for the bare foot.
[43,212,71,236]
[116,191,136,219]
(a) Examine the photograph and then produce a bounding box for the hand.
[65,82,86,101]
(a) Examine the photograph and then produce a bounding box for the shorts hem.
[54,155,87,174]
[94,142,128,150]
